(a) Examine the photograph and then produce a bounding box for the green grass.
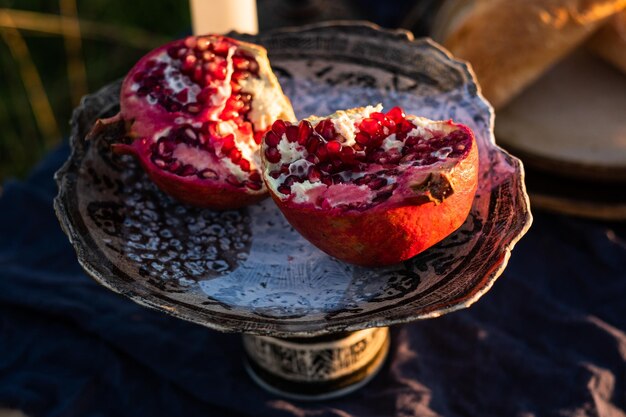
[0,0,191,181]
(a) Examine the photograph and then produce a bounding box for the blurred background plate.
[496,50,626,220]
[495,50,626,182]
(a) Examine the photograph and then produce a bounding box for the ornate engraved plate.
[54,23,532,337]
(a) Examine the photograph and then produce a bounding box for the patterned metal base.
[243,327,390,400]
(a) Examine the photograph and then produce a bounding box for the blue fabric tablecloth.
[1,144,625,417]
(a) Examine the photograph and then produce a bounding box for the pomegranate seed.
[283,175,298,186]
[169,160,181,172]
[373,191,393,203]
[405,136,420,147]
[422,156,439,166]
[220,109,239,120]
[305,154,319,164]
[386,106,405,123]
[246,181,263,190]
[280,164,290,174]
[231,82,242,93]
[400,153,416,163]
[359,118,382,138]
[354,175,371,185]
[265,131,281,147]
[166,100,182,113]
[232,71,249,81]
[368,177,387,190]
[269,170,280,179]
[397,119,414,135]
[196,87,213,104]
[132,71,145,83]
[277,185,291,195]
[318,162,333,173]
[184,37,197,49]
[239,122,253,136]
[297,121,313,145]
[371,112,395,129]
[196,37,210,51]
[370,112,385,121]
[316,145,329,161]
[225,96,244,111]
[247,60,259,73]
[157,138,176,155]
[229,148,242,163]
[222,134,235,155]
[181,55,197,72]
[167,46,180,58]
[306,135,323,154]
[249,171,261,182]
[199,168,218,179]
[272,120,287,136]
[193,66,204,83]
[183,127,197,141]
[308,167,321,182]
[326,140,341,155]
[321,176,333,186]
[233,56,249,71]
[265,147,281,163]
[179,164,196,177]
[253,131,265,144]
[175,89,189,103]
[211,65,227,81]
[137,87,149,97]
[226,175,242,187]
[368,150,386,164]
[315,119,336,140]
[340,146,356,163]
[334,174,347,184]
[239,159,251,171]
[213,40,232,56]
[184,103,201,114]
[202,51,215,61]
[285,125,299,143]
[201,121,217,137]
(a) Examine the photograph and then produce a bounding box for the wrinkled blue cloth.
[1,144,625,417]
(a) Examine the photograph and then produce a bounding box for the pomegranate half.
[260,105,479,266]
[101,34,295,209]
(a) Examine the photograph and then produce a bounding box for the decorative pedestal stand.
[243,328,390,400]
[54,23,532,402]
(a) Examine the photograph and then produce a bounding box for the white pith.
[240,76,289,132]
[264,107,461,208]
[210,46,235,112]
[307,104,383,148]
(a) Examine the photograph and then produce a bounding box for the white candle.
[190,0,258,35]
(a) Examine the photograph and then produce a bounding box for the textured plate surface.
[54,22,532,337]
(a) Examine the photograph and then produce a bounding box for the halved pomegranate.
[101,34,295,209]
[261,105,479,266]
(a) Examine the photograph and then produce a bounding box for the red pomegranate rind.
[104,34,295,209]
[261,105,479,266]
